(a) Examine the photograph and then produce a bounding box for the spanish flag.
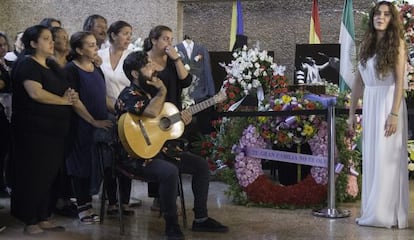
[309,0,321,44]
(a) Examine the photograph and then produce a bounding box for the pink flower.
[346,175,358,197]
[235,125,266,187]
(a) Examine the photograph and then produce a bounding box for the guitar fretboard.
[188,98,216,115]
[168,97,216,125]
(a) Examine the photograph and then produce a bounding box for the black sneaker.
[165,223,184,240]
[54,203,78,218]
[191,217,229,233]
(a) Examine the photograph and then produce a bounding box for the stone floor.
[0,175,414,240]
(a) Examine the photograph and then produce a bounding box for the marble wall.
[0,0,370,80]
[0,0,179,47]
[181,0,370,79]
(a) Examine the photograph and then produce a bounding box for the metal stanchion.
[312,104,350,218]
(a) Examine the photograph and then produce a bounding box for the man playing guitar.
[115,50,228,240]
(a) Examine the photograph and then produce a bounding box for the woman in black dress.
[10,25,78,235]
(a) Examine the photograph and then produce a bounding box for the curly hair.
[359,1,405,77]
[123,51,149,82]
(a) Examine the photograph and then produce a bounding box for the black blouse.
[153,58,192,110]
[11,57,72,137]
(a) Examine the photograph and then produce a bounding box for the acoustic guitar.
[118,91,227,159]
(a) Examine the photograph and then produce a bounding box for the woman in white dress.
[348,1,408,229]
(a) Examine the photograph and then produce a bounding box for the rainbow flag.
[339,0,356,91]
[229,0,244,51]
[309,0,321,44]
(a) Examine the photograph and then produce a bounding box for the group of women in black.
[0,16,228,239]
[0,18,113,234]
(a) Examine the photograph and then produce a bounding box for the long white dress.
[357,57,409,229]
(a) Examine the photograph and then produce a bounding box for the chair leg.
[116,175,125,235]
[110,143,125,235]
[100,180,106,224]
[97,143,106,224]
[177,173,187,228]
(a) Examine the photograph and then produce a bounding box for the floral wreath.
[199,46,360,207]
[232,125,327,206]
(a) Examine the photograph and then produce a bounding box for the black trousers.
[104,168,131,206]
[129,151,210,220]
[71,176,93,207]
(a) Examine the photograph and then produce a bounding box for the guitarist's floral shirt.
[115,83,150,117]
[115,82,188,159]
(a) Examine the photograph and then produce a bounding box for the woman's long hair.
[143,25,172,52]
[359,1,405,76]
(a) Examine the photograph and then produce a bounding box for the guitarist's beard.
[138,70,159,95]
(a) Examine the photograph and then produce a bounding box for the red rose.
[210,132,217,138]
[273,105,283,111]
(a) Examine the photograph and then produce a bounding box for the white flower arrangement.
[220,45,286,96]
[407,140,414,171]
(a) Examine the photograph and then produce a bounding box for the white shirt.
[4,51,17,62]
[98,48,133,104]
[182,40,194,58]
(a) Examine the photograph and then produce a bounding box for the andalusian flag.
[339,0,356,91]
[309,0,321,44]
[229,0,245,51]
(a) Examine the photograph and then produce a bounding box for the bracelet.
[389,112,398,117]
[172,56,181,62]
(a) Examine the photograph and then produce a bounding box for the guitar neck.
[187,97,216,115]
[169,97,216,124]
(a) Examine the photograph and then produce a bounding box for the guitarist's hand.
[92,119,113,130]
[180,110,192,125]
[147,76,166,93]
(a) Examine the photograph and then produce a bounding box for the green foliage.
[335,116,362,202]
[220,168,248,205]
[218,117,250,164]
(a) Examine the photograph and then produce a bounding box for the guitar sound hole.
[159,117,171,130]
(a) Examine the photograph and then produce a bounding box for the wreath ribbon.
[243,146,344,173]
